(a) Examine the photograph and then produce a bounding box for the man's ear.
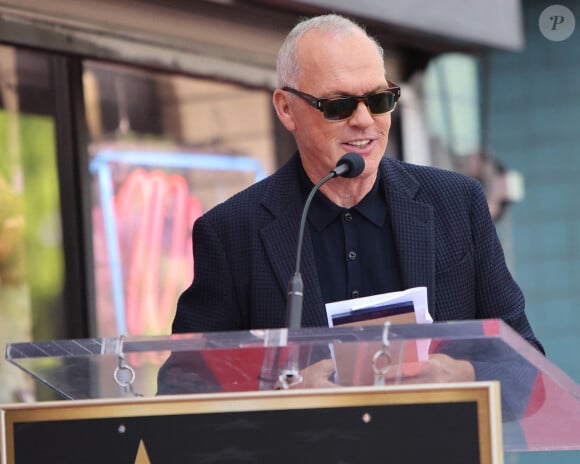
[272,89,296,132]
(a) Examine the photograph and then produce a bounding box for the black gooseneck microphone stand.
[278,152,365,389]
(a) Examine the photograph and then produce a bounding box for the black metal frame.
[50,55,94,338]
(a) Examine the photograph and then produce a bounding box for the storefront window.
[0,46,65,402]
[423,53,482,159]
[421,53,521,224]
[84,61,276,337]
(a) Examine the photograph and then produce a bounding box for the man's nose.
[348,100,375,125]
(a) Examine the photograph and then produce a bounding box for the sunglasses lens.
[368,91,396,114]
[321,90,398,120]
[322,98,358,121]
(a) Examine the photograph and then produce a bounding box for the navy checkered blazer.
[172,152,543,353]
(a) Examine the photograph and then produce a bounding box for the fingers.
[303,359,340,388]
[274,355,474,390]
[274,359,339,390]
[377,355,475,384]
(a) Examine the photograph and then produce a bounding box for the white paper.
[326,287,432,365]
[325,286,432,327]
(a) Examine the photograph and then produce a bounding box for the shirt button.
[348,250,357,260]
[344,212,353,222]
[352,290,359,298]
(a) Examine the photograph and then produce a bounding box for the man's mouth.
[346,139,371,148]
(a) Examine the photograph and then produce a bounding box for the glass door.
[0,45,66,402]
[83,61,277,337]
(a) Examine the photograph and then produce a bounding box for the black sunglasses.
[282,83,401,121]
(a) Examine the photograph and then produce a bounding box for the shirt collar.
[353,176,387,226]
[299,161,387,232]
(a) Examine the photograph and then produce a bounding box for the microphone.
[286,152,365,329]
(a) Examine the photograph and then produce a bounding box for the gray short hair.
[277,14,384,88]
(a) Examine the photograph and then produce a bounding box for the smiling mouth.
[346,139,371,148]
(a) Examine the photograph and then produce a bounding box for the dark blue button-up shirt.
[300,166,403,304]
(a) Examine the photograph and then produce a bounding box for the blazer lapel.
[381,159,437,318]
[258,154,437,325]
[259,155,326,327]
[260,202,301,297]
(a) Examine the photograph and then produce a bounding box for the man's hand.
[275,359,339,389]
[275,354,475,390]
[385,354,475,384]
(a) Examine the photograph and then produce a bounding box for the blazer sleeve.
[172,214,242,333]
[469,180,544,353]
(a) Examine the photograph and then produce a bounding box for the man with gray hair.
[171,14,543,386]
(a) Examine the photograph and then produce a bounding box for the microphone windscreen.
[337,152,365,178]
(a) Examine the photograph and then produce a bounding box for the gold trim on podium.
[1,381,502,464]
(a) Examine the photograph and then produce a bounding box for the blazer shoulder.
[383,157,481,199]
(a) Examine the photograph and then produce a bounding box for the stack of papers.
[325,287,433,385]
[325,286,432,327]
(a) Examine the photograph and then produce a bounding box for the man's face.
[276,29,392,183]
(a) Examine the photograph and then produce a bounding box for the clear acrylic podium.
[4,319,580,456]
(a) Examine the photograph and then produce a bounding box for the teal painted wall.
[488,0,580,384]
[487,2,580,462]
